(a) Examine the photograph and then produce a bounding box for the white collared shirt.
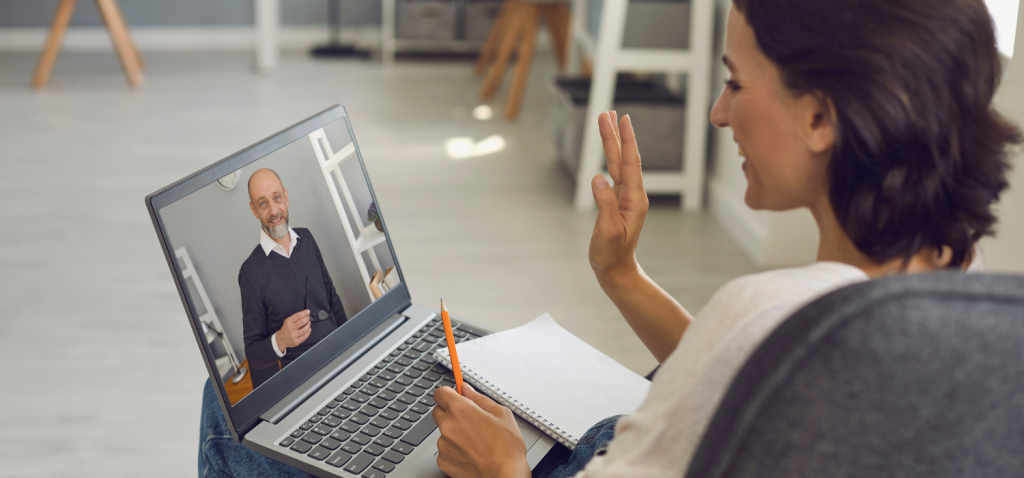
[260,227,300,357]
[260,227,300,258]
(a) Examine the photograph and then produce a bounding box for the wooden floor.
[0,50,757,477]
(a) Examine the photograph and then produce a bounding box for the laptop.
[146,105,556,477]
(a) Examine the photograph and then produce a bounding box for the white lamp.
[203,321,248,384]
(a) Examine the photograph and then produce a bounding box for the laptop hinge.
[260,312,408,424]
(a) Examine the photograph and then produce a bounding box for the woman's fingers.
[461,384,495,411]
[461,383,512,419]
[611,110,620,143]
[433,386,459,413]
[591,174,625,259]
[434,436,462,477]
[617,115,647,208]
[599,112,623,186]
[592,175,619,225]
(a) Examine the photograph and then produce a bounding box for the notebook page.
[445,313,651,443]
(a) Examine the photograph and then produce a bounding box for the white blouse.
[576,261,872,478]
[576,254,985,478]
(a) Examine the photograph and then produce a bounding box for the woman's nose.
[710,92,730,128]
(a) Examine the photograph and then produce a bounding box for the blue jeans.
[533,416,623,478]
[198,379,617,478]
[199,379,315,478]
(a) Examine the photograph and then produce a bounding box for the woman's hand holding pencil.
[433,383,529,478]
[432,300,530,478]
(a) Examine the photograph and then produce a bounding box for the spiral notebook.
[433,313,651,449]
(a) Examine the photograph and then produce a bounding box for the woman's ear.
[803,93,837,155]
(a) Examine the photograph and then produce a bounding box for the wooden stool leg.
[32,0,78,89]
[503,5,540,120]
[107,0,144,70]
[95,0,144,88]
[480,1,526,101]
[544,5,570,72]
[474,1,511,77]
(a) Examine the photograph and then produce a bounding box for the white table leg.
[254,0,280,73]
[382,0,397,63]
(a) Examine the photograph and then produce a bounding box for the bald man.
[239,168,347,377]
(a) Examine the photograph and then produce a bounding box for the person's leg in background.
[199,379,315,478]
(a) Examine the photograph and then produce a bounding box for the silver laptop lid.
[146,105,412,439]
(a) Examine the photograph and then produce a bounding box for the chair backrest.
[684,272,1024,478]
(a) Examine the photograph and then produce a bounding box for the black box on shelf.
[396,0,459,40]
[463,0,503,41]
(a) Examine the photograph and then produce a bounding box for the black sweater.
[239,228,347,370]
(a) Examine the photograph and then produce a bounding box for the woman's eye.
[725,79,741,92]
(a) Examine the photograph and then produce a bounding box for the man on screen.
[239,168,347,377]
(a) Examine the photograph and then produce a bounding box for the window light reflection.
[473,105,494,121]
[444,135,506,160]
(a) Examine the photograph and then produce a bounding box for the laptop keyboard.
[276,317,485,477]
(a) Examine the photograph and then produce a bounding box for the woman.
[429,0,1021,477]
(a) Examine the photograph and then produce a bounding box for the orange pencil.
[440,299,463,395]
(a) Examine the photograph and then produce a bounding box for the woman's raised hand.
[589,111,648,284]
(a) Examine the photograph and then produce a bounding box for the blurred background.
[0,0,1021,476]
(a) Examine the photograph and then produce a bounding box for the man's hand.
[432,384,530,478]
[589,112,649,285]
[275,309,311,352]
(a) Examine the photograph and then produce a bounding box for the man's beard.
[263,211,289,240]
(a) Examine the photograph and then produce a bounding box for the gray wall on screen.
[323,118,397,275]
[327,121,375,233]
[0,0,381,28]
[160,119,395,363]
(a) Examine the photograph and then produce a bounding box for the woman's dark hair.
[733,0,1022,268]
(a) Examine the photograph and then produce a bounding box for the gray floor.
[0,50,756,477]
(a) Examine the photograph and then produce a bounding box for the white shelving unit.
[176,247,244,382]
[253,0,488,69]
[567,0,714,210]
[308,128,387,301]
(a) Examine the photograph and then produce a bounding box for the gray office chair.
[685,272,1024,478]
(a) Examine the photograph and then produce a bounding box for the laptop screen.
[156,112,402,406]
